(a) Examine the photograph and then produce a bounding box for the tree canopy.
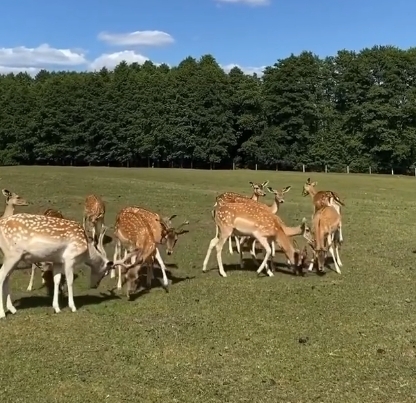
[1,45,416,173]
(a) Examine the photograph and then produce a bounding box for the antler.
[175,220,189,233]
[96,225,108,256]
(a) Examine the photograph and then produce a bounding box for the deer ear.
[311,181,318,186]
[283,185,291,193]
[306,178,311,184]
[249,181,254,186]
[262,180,269,187]
[2,189,11,198]
[266,186,274,193]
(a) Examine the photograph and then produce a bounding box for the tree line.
[1,45,416,173]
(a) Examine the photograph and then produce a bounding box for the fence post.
[414,167,416,177]
[369,166,372,174]
[325,165,328,173]
[391,168,394,175]
[346,165,349,174]
[255,163,258,171]
[233,162,235,170]
[302,164,305,173]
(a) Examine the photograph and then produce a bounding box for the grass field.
[0,166,415,403]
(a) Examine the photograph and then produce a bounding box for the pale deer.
[1,189,28,218]
[242,185,292,259]
[112,206,188,289]
[214,180,269,255]
[26,208,65,291]
[302,177,345,242]
[304,203,343,274]
[113,209,172,299]
[0,213,137,318]
[83,194,105,243]
[202,201,307,278]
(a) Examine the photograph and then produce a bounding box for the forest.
[1,45,415,173]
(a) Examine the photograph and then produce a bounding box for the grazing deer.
[1,189,28,218]
[113,209,173,299]
[0,213,134,318]
[112,206,189,289]
[214,180,269,255]
[83,194,106,243]
[202,201,307,278]
[302,177,345,242]
[242,185,292,259]
[304,203,343,274]
[26,208,65,291]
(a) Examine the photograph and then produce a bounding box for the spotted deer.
[0,213,134,318]
[303,202,343,274]
[1,189,28,218]
[241,185,292,259]
[214,180,269,255]
[202,200,307,278]
[26,208,65,291]
[302,177,345,242]
[113,208,173,299]
[112,206,188,289]
[83,194,106,243]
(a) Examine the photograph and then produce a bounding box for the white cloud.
[97,30,174,47]
[222,63,265,76]
[216,0,270,5]
[89,51,149,71]
[0,44,86,68]
[0,66,40,76]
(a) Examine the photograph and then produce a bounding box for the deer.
[0,213,135,318]
[112,206,189,290]
[83,194,106,243]
[302,177,345,243]
[113,208,174,299]
[26,208,65,291]
[241,185,292,259]
[1,189,28,218]
[202,200,307,278]
[303,201,343,274]
[214,180,269,255]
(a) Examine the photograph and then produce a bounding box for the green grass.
[0,166,415,403]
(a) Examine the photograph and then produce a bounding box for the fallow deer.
[112,206,188,289]
[1,189,28,218]
[113,209,171,299]
[0,213,134,318]
[214,180,269,254]
[26,208,65,291]
[302,177,345,242]
[304,203,343,274]
[83,194,106,243]
[202,201,307,278]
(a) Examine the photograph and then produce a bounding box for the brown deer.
[113,209,172,299]
[0,213,134,318]
[112,206,188,289]
[302,177,345,242]
[202,200,307,278]
[1,189,28,218]
[83,194,106,243]
[26,208,65,291]
[303,203,343,274]
[214,180,269,255]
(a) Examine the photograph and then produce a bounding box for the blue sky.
[0,0,414,75]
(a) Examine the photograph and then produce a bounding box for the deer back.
[84,194,105,220]
[43,208,64,219]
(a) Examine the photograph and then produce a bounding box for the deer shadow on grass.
[123,265,196,302]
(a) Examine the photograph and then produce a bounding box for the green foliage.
[1,47,416,172]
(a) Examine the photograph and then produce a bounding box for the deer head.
[249,181,269,197]
[2,189,28,207]
[267,185,291,204]
[302,178,318,197]
[160,215,189,255]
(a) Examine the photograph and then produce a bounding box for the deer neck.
[308,187,317,199]
[281,223,302,237]
[268,196,280,214]
[2,204,14,218]
[250,193,259,201]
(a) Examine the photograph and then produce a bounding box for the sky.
[0,0,414,76]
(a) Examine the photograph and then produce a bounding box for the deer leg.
[112,239,121,280]
[327,234,341,274]
[0,255,20,318]
[254,235,273,277]
[239,239,244,269]
[63,260,76,312]
[154,248,169,289]
[338,223,344,243]
[271,241,276,257]
[27,264,37,291]
[235,236,241,254]
[4,275,16,315]
[215,233,231,278]
[52,266,63,313]
[146,264,153,289]
[228,236,234,254]
[202,236,219,273]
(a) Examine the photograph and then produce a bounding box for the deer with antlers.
[1,189,28,218]
[83,194,106,243]
[112,206,189,291]
[0,213,135,318]
[202,199,307,278]
[302,177,345,242]
[303,201,343,274]
[26,208,65,292]
[214,180,269,255]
